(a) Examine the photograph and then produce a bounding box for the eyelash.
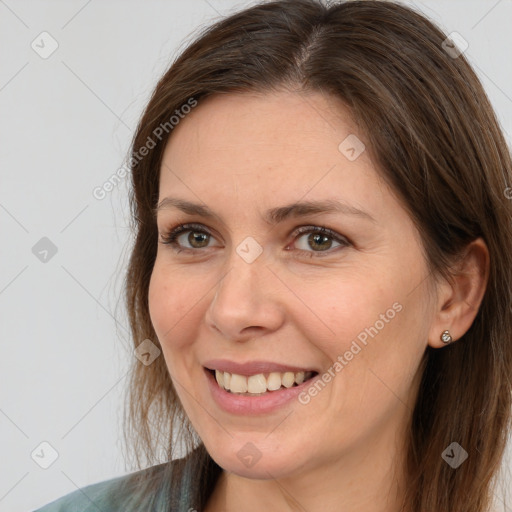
[158,222,350,258]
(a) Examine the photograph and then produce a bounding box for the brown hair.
[121,1,512,510]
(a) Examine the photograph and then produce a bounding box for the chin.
[204,437,308,480]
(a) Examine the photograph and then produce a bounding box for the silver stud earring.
[440,330,453,344]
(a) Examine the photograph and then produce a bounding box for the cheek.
[147,263,209,407]
[147,262,200,353]
[298,273,402,360]
[148,267,172,336]
[302,263,429,407]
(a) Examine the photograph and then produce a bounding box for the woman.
[33,0,512,511]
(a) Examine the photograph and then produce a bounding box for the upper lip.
[203,359,317,376]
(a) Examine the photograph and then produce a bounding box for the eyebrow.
[154,197,376,224]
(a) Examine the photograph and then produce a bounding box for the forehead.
[164,90,358,158]
[157,90,393,224]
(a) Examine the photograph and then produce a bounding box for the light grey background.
[1,1,511,511]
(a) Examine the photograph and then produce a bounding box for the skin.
[148,90,489,512]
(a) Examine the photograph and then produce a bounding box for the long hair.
[121,1,512,510]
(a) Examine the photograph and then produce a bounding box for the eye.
[287,225,350,257]
[159,223,350,257]
[159,223,218,252]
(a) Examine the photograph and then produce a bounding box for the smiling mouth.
[207,368,318,395]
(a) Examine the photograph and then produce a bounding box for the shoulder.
[31,446,220,512]
[31,460,173,512]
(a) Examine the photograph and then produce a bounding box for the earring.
[440,330,453,344]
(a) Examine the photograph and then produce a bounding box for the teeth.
[214,369,313,394]
[282,372,295,388]
[295,371,305,384]
[267,372,282,391]
[223,372,231,391]
[230,373,248,393]
[247,374,267,393]
[215,371,224,388]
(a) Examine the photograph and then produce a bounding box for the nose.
[204,248,285,342]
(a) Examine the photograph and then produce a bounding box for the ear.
[427,237,489,348]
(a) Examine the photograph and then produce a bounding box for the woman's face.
[148,90,436,479]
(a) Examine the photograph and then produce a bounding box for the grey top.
[31,447,219,512]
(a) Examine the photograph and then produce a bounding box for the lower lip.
[204,368,318,415]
